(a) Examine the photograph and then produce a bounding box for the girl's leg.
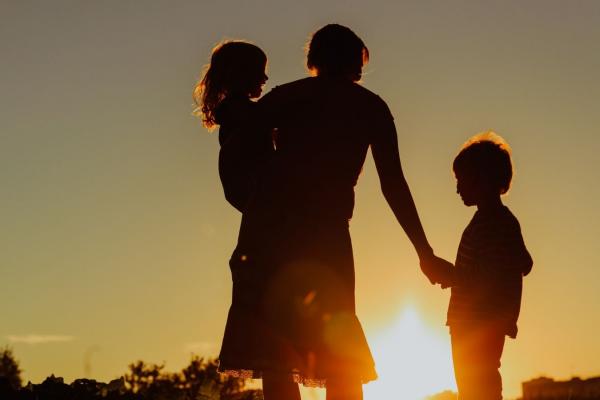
[262,372,301,400]
[326,377,363,400]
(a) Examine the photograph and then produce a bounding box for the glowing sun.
[363,306,456,400]
[299,306,456,400]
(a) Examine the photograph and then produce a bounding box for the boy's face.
[455,171,478,206]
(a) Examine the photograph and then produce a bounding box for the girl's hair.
[306,24,369,82]
[453,131,514,195]
[193,41,266,129]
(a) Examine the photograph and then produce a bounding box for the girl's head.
[194,41,267,129]
[306,24,369,82]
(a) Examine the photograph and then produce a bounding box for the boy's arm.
[521,250,533,276]
[479,219,533,277]
[451,221,533,286]
[515,228,533,276]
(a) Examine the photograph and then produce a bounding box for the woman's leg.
[326,377,363,400]
[262,372,301,400]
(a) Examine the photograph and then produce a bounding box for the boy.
[422,132,533,400]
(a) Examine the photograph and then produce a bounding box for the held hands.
[419,254,454,289]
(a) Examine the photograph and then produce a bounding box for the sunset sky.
[2,1,599,399]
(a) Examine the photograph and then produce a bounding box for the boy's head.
[453,132,513,206]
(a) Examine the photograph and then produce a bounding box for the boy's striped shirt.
[447,206,533,338]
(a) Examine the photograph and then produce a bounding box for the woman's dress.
[218,76,397,387]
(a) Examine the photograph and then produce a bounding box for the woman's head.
[194,41,267,129]
[306,24,369,82]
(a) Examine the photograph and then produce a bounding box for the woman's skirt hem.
[218,365,377,388]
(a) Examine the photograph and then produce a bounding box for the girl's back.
[216,96,273,212]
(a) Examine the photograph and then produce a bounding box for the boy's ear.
[475,171,495,191]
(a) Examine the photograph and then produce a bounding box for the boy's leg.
[451,325,505,400]
[262,372,301,400]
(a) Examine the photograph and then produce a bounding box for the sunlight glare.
[363,306,456,400]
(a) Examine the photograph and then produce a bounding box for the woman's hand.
[420,254,454,288]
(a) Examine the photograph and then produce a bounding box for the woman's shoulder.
[263,77,391,114]
[348,84,394,121]
[262,77,314,98]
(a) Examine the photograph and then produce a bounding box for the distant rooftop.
[522,376,600,399]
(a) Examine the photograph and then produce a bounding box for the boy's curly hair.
[453,131,514,195]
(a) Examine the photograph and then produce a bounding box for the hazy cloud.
[7,334,75,345]
[184,341,217,355]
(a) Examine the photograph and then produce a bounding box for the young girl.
[194,41,273,212]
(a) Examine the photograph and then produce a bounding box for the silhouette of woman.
[218,24,439,400]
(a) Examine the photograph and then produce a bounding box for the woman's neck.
[316,72,355,82]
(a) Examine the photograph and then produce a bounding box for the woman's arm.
[370,111,434,262]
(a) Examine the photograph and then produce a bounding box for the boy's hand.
[434,257,455,289]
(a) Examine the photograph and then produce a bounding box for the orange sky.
[2,1,600,399]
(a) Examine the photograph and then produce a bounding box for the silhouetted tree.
[36,374,71,400]
[122,356,261,400]
[0,346,22,390]
[179,356,246,399]
[124,360,163,394]
[2,350,262,400]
